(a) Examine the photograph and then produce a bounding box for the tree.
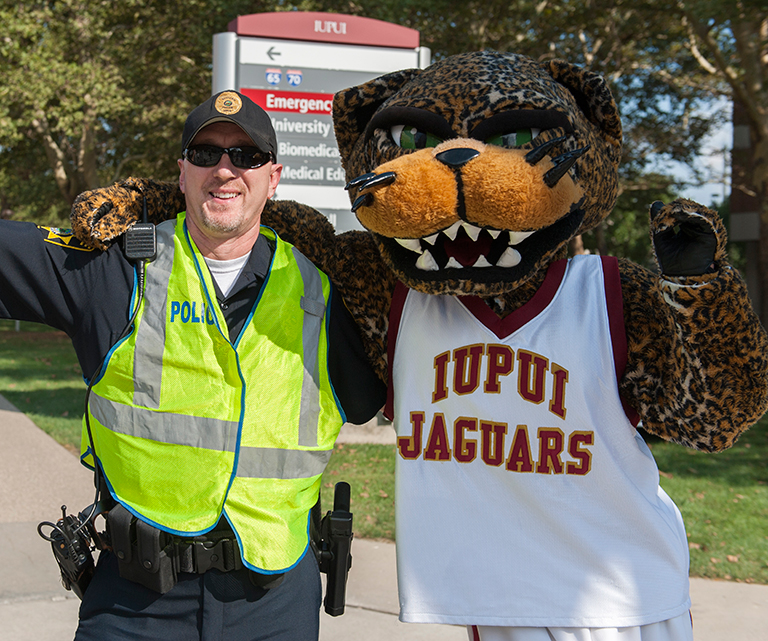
[336,1,767,289]
[318,0,727,251]
[4,0,761,312]
[0,0,276,223]
[671,1,768,321]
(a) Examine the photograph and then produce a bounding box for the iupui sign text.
[315,19,346,35]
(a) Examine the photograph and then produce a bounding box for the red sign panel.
[241,88,334,115]
[228,11,419,49]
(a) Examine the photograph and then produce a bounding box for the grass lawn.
[0,320,86,453]
[649,426,768,583]
[320,442,396,541]
[2,319,766,583]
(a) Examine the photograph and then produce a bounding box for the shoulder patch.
[37,226,95,252]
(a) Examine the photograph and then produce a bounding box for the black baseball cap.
[181,90,277,158]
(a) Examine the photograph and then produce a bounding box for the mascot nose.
[435,148,480,168]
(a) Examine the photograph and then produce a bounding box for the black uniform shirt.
[0,220,385,424]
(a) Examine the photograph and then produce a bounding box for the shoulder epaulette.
[37,226,95,252]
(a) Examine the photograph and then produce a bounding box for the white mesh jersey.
[385,255,690,628]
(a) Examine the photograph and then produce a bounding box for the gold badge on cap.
[215,91,243,115]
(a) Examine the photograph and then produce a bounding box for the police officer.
[0,91,385,640]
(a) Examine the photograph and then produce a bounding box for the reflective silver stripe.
[292,248,326,448]
[236,446,332,479]
[91,392,239,452]
[93,391,330,479]
[133,220,176,408]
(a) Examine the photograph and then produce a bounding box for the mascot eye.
[485,128,541,148]
[391,125,443,149]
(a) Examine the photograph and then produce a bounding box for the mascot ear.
[332,68,422,166]
[546,59,622,152]
[544,59,622,231]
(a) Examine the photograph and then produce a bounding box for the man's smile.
[211,191,239,200]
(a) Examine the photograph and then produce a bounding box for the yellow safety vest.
[82,213,344,572]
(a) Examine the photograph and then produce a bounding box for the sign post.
[213,12,430,231]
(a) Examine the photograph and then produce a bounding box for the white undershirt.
[204,252,251,298]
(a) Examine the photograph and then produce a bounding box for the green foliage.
[296,0,743,256]
[713,196,749,274]
[0,0,282,222]
[0,138,69,224]
[0,0,758,266]
[581,174,679,266]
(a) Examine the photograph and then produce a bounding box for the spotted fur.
[334,52,621,297]
[620,199,768,450]
[71,177,185,251]
[69,52,768,449]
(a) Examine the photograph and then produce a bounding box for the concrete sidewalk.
[1,398,766,640]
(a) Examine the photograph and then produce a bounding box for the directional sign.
[212,12,430,231]
[237,37,424,74]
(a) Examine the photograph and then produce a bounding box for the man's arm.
[0,220,134,377]
[327,290,386,425]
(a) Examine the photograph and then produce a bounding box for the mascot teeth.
[396,226,536,271]
[509,231,535,245]
[464,224,482,242]
[416,250,439,271]
[496,247,522,267]
[396,226,533,253]
[444,222,461,241]
[444,222,483,241]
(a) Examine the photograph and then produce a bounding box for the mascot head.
[333,50,623,297]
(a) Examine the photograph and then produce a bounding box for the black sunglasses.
[183,144,274,169]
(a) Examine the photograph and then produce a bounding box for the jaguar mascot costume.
[71,51,768,639]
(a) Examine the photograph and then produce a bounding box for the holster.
[311,482,354,616]
[107,504,177,594]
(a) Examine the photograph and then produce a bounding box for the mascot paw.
[71,177,183,251]
[650,198,725,276]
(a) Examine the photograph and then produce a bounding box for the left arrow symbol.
[267,47,281,60]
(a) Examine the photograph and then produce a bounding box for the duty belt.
[106,504,282,593]
[173,536,243,574]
